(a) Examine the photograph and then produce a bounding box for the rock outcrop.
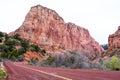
[10,5,103,54]
[108,26,120,53]
[24,51,43,62]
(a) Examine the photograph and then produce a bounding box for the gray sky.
[0,0,120,44]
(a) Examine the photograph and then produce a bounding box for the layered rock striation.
[10,5,103,54]
[108,26,120,52]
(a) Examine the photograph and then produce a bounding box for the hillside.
[0,32,45,62]
[107,26,120,56]
[0,4,119,71]
[10,5,104,57]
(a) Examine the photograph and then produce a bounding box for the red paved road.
[4,62,120,80]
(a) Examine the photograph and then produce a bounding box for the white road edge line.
[14,63,72,80]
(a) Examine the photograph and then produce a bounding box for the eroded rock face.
[10,5,103,54]
[108,26,120,52]
[24,51,43,62]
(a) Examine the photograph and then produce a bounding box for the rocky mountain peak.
[10,5,103,55]
[108,26,120,52]
[26,5,64,23]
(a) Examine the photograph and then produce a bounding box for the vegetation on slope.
[0,32,46,62]
[0,69,6,80]
[0,31,117,71]
[29,50,104,69]
[103,56,120,70]
[28,49,120,71]
[0,63,7,80]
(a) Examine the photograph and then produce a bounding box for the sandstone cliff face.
[10,5,103,54]
[108,26,120,52]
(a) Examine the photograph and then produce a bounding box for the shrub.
[0,57,2,62]
[40,50,90,69]
[18,55,25,61]
[21,40,29,50]
[0,32,4,37]
[28,58,39,65]
[80,62,90,69]
[40,49,46,56]
[110,56,120,70]
[30,44,40,52]
[5,46,15,53]
[0,48,23,61]
[4,34,10,41]
[103,56,120,70]
[5,38,19,46]
[0,69,6,79]
[0,37,2,43]
[47,56,55,64]
[1,52,10,59]
[0,33,46,62]
[11,55,17,61]
[18,47,26,54]
[11,49,19,57]
[90,62,104,70]
[0,44,6,52]
[13,34,21,40]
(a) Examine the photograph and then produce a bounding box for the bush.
[110,56,120,70]
[11,49,19,57]
[90,62,104,70]
[4,34,10,41]
[5,38,19,46]
[13,34,21,40]
[28,58,39,65]
[0,44,6,52]
[0,37,2,43]
[0,32,4,37]
[0,69,6,78]
[47,56,55,64]
[0,48,23,61]
[21,40,29,50]
[18,47,26,54]
[18,55,25,61]
[80,62,90,69]
[0,52,8,58]
[40,50,90,69]
[30,44,40,52]
[103,56,120,70]
[40,49,46,56]
[0,33,46,62]
[11,55,17,61]
[4,46,15,53]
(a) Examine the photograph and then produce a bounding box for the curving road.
[4,62,120,80]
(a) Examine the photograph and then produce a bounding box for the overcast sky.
[0,0,120,44]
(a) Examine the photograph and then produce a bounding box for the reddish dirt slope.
[24,51,43,62]
[4,62,120,80]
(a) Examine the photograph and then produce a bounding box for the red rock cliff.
[108,26,120,52]
[10,5,103,54]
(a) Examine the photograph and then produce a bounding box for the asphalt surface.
[4,62,120,80]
